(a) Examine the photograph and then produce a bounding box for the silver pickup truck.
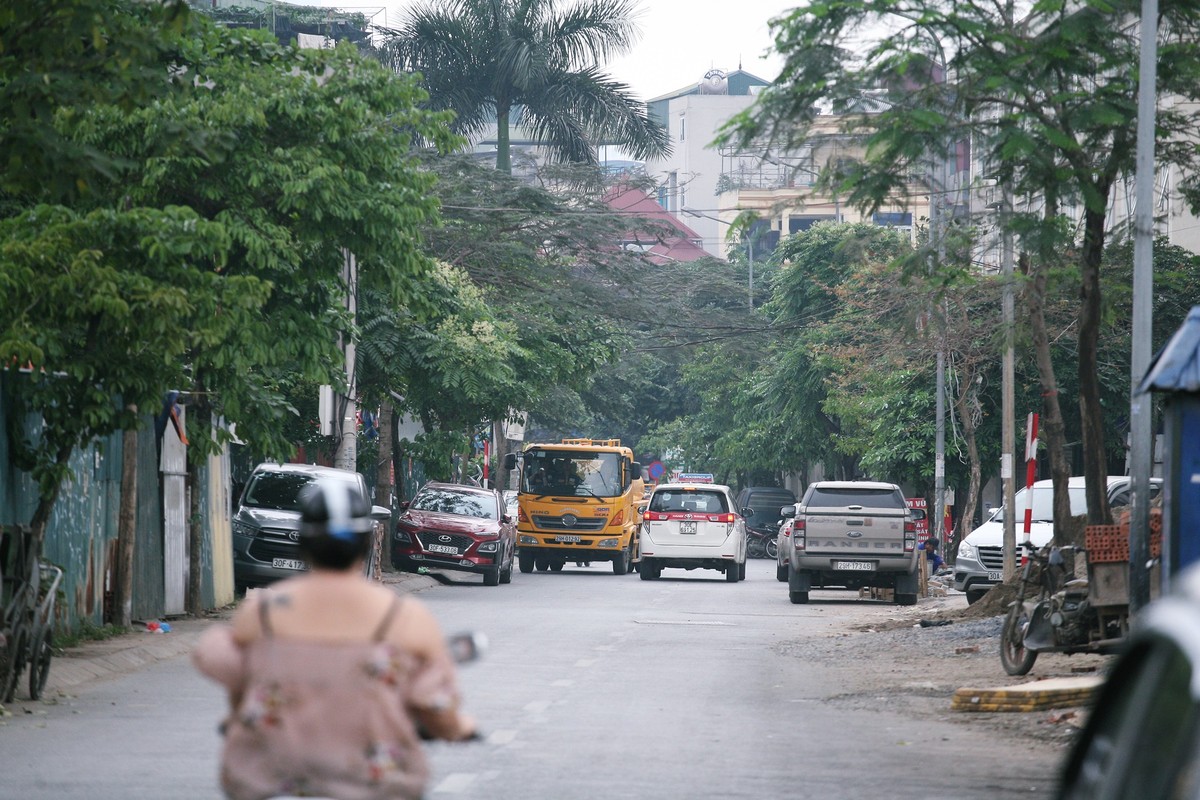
[780,480,920,605]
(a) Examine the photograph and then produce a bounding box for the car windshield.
[650,490,728,514]
[411,487,496,519]
[991,486,1088,523]
[241,472,330,511]
[744,493,794,519]
[521,450,621,497]
[806,487,903,509]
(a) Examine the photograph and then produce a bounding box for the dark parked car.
[734,486,796,552]
[392,482,516,586]
[233,463,388,590]
[1057,564,1200,799]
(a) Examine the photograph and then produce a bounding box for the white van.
[953,475,1161,604]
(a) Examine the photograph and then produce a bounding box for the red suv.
[392,482,516,586]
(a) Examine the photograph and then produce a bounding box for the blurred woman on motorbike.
[193,478,477,800]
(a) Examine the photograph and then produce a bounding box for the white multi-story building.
[642,69,772,257]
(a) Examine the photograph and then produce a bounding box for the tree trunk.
[953,385,981,555]
[496,105,511,175]
[1022,251,1073,544]
[375,399,394,509]
[1078,205,1112,525]
[29,443,74,557]
[186,395,208,617]
[114,407,138,628]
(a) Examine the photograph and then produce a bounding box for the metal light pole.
[1129,0,1159,608]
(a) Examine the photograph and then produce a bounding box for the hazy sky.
[288,0,793,101]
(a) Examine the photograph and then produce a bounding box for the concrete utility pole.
[1129,0,1158,608]
[1001,182,1017,581]
[334,249,358,472]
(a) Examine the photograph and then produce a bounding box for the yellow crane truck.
[503,438,644,574]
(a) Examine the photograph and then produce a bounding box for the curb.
[951,676,1105,712]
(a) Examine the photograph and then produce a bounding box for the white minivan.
[953,475,1161,604]
[639,483,747,582]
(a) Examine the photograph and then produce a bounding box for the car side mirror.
[399,500,411,511]
[370,505,391,520]
[780,506,796,519]
[910,508,926,521]
[631,462,643,480]
[503,453,518,471]
[742,507,755,517]
[501,513,512,524]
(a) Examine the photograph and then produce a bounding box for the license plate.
[987,571,1003,581]
[427,544,459,555]
[679,521,698,534]
[272,558,307,571]
[834,561,875,572]
[555,535,582,544]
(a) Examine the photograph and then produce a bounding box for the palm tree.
[379,0,669,173]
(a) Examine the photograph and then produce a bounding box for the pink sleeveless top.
[209,599,458,800]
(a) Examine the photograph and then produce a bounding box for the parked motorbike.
[746,525,779,560]
[1000,544,1126,676]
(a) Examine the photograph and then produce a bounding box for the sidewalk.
[5,569,440,707]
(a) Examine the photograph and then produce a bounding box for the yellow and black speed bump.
[951,677,1103,712]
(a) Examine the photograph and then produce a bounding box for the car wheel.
[500,551,513,584]
[966,589,987,605]
[895,592,918,606]
[639,558,657,581]
[725,562,739,582]
[536,556,550,572]
[776,563,788,583]
[739,560,747,581]
[789,590,809,604]
[612,545,631,575]
[483,566,500,587]
[550,561,564,572]
[518,552,535,574]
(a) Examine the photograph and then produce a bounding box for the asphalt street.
[0,560,1061,799]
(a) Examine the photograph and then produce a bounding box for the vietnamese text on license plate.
[834,561,875,572]
[987,571,1003,581]
[427,544,459,555]
[678,521,697,534]
[272,558,307,571]
[555,535,582,543]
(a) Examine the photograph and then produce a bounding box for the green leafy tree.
[722,0,1200,527]
[82,28,456,463]
[0,0,193,205]
[379,0,669,173]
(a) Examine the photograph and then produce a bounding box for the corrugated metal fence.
[1,373,232,633]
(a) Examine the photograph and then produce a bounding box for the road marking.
[524,699,551,714]
[634,619,733,626]
[432,773,476,793]
[488,729,517,745]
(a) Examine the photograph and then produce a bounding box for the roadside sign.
[677,473,714,484]
[907,498,930,543]
[646,460,666,481]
